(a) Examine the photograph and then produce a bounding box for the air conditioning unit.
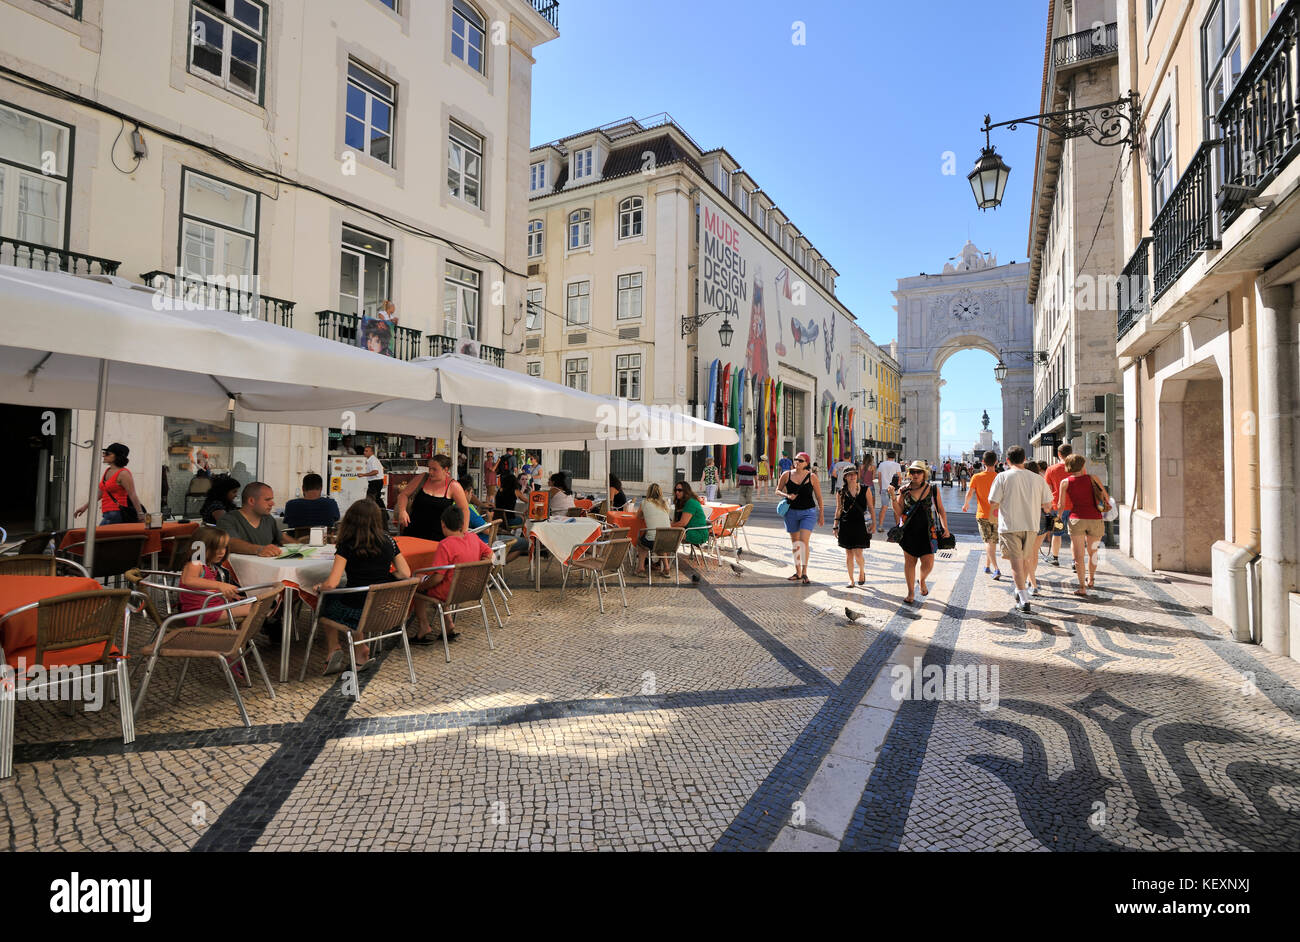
[618,327,640,339]
[458,339,480,358]
[568,332,587,345]
[527,263,540,276]
[525,336,540,351]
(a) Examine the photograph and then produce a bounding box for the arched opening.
[935,347,1004,463]
[1155,365,1227,574]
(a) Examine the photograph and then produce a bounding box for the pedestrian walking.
[777,451,823,585]
[987,446,1053,614]
[736,454,757,507]
[1025,460,1052,597]
[702,455,720,502]
[1044,443,1073,566]
[834,466,873,588]
[777,452,794,477]
[1059,453,1108,595]
[962,450,1001,580]
[890,460,950,605]
[757,454,770,496]
[75,442,145,524]
[876,450,903,530]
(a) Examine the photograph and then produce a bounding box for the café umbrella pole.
[83,358,109,573]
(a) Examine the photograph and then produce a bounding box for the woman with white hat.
[889,459,951,604]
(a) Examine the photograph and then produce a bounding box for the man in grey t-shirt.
[217,482,297,558]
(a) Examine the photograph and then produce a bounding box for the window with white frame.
[717,164,728,189]
[757,205,766,229]
[447,121,483,208]
[568,208,591,249]
[1202,0,1241,138]
[565,280,590,326]
[618,196,643,239]
[339,225,390,317]
[565,357,588,391]
[529,161,547,192]
[526,361,541,377]
[0,102,70,247]
[345,61,394,166]
[526,287,543,330]
[181,169,257,281]
[189,0,266,102]
[1150,105,1175,211]
[443,262,480,339]
[617,272,642,320]
[450,0,486,74]
[573,148,594,180]
[616,353,641,400]
[738,187,749,213]
[527,218,544,258]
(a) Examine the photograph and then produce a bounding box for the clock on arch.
[950,289,982,321]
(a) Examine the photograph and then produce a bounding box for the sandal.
[920,581,929,596]
[846,582,857,589]
[1074,589,1089,597]
[787,572,802,581]
[801,575,811,585]
[322,650,346,676]
[903,596,915,605]
[857,578,865,586]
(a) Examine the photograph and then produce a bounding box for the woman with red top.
[1058,453,1108,596]
[74,442,144,525]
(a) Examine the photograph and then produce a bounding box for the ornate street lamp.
[717,317,734,348]
[993,360,1008,382]
[681,309,734,348]
[970,92,1139,211]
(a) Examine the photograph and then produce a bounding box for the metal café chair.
[4,531,57,556]
[714,508,745,562]
[413,559,494,664]
[471,520,512,620]
[646,527,686,586]
[565,538,632,614]
[0,555,89,577]
[0,588,135,779]
[680,524,721,569]
[298,578,421,692]
[733,503,755,553]
[132,588,280,728]
[59,535,148,585]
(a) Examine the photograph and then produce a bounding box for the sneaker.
[1020,601,1032,614]
[1029,585,1039,597]
[984,566,992,575]
[1051,556,1060,567]
[992,570,1002,581]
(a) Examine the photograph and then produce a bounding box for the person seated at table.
[466,502,528,562]
[411,505,491,644]
[199,474,240,525]
[457,473,491,515]
[311,499,411,675]
[394,454,470,542]
[672,481,711,547]
[283,473,341,529]
[179,527,253,627]
[493,471,524,529]
[74,441,145,525]
[609,474,628,511]
[548,472,576,514]
[216,482,299,558]
[635,483,674,576]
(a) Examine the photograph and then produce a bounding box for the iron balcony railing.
[1217,0,1300,224]
[1053,22,1118,68]
[530,0,558,29]
[1031,388,1068,439]
[427,334,506,368]
[1,237,119,275]
[1117,237,1152,339]
[1151,140,1222,300]
[317,310,422,360]
[141,270,295,326]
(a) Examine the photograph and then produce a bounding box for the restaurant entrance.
[0,404,71,535]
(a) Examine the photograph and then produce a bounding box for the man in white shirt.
[830,452,855,494]
[360,445,387,516]
[876,451,903,528]
[987,445,1053,614]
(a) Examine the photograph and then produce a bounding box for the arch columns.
[999,367,1033,453]
[902,371,940,462]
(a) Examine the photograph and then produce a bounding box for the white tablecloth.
[227,549,337,590]
[528,518,600,564]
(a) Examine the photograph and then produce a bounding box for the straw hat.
[907,460,929,474]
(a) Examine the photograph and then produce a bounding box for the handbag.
[775,470,791,516]
[1090,475,1108,514]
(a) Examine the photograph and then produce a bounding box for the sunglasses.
[908,470,924,475]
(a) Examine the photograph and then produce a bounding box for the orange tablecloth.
[59,521,198,559]
[605,511,644,545]
[0,575,102,652]
[705,503,741,535]
[396,536,440,574]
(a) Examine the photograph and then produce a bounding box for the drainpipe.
[1256,283,1299,656]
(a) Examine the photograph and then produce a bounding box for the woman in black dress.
[890,460,951,605]
[394,454,470,541]
[834,466,874,588]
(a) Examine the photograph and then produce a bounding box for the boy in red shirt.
[1043,443,1073,566]
[411,504,491,643]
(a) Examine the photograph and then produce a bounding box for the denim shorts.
[100,510,124,526]
[784,506,818,534]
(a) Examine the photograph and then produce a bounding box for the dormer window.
[574,149,594,180]
[530,161,547,192]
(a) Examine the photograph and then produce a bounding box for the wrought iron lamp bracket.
[981,90,1139,149]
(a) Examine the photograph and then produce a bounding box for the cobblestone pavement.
[4,498,1300,851]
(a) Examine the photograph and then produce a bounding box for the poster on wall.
[330,454,372,513]
[696,196,854,465]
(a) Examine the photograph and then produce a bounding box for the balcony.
[1,237,119,276]
[317,310,422,361]
[529,0,559,29]
[1151,140,1222,300]
[1216,0,1300,225]
[427,334,506,368]
[1117,237,1152,339]
[141,270,295,326]
[1052,22,1118,68]
[1031,388,1068,439]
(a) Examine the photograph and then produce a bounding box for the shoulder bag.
[887,485,929,543]
[1089,474,1109,514]
[105,468,144,524]
[775,471,791,517]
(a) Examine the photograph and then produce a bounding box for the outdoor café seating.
[647,527,686,586]
[414,559,494,664]
[60,534,148,584]
[0,555,88,578]
[565,538,632,614]
[298,577,422,695]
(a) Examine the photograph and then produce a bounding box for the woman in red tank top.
[74,442,144,525]
[1059,453,1107,596]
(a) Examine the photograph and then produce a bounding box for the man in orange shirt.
[1043,443,1073,566]
[962,450,1001,579]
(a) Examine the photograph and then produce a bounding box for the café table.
[704,502,741,534]
[526,517,601,591]
[227,548,336,682]
[59,521,199,569]
[395,536,440,574]
[604,510,644,546]
[0,575,103,660]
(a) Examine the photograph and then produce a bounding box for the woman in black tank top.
[395,454,469,542]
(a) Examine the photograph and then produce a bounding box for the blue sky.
[530,0,1047,458]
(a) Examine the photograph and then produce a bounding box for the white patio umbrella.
[0,266,440,567]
